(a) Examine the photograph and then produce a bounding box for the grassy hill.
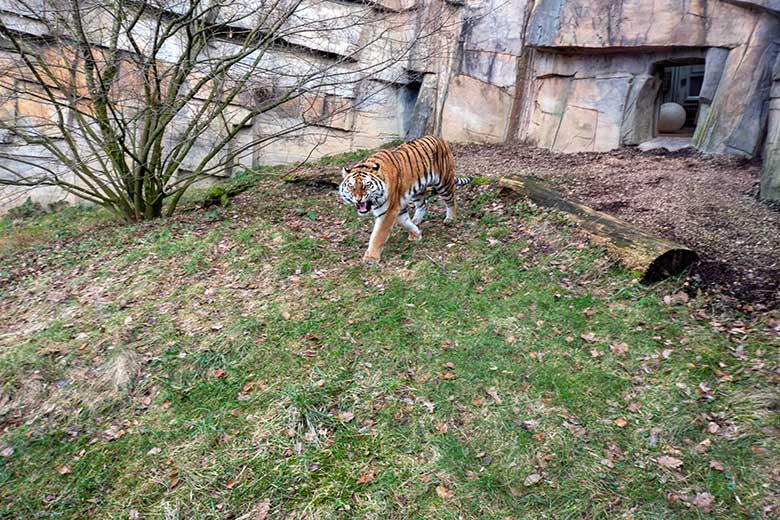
[1,164,778,519]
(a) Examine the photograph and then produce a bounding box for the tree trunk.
[282,169,341,187]
[498,176,698,283]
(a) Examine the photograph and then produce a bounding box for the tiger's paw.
[408,231,422,242]
[362,254,381,267]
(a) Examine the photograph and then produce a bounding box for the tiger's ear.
[341,166,351,178]
[372,162,380,170]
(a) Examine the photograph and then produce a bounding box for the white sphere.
[658,102,687,133]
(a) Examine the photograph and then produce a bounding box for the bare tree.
[0,0,450,220]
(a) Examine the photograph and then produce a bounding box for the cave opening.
[399,77,423,139]
[655,60,706,136]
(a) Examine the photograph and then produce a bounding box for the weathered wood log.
[498,176,698,283]
[283,169,341,187]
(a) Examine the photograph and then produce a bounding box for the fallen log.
[498,176,697,283]
[283,169,341,188]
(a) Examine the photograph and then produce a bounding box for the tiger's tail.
[455,176,473,186]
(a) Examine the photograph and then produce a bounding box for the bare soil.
[453,144,780,309]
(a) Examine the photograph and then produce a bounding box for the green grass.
[0,174,778,519]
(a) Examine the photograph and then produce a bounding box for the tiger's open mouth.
[356,201,371,214]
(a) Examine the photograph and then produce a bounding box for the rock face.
[441,74,513,142]
[761,52,780,201]
[508,0,780,199]
[5,0,780,209]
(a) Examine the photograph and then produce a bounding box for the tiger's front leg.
[363,211,397,266]
[397,211,422,241]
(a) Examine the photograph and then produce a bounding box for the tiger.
[338,135,472,265]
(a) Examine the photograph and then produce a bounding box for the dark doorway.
[399,78,422,139]
[659,62,705,133]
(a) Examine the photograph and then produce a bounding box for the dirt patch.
[453,144,780,309]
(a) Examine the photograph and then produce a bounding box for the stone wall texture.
[4,0,780,208]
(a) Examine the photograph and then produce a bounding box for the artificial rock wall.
[437,0,780,156]
[431,0,780,200]
[4,0,780,210]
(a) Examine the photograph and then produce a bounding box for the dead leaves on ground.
[524,473,543,487]
[693,492,715,514]
[435,484,454,499]
[610,342,630,355]
[657,455,684,470]
[337,410,355,423]
[356,470,375,485]
[252,499,271,520]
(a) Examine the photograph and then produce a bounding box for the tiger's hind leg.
[412,193,427,225]
[435,180,457,224]
[397,211,422,241]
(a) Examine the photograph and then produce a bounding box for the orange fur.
[339,136,470,264]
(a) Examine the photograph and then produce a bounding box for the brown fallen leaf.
[751,446,768,456]
[435,484,454,499]
[0,447,14,457]
[435,423,449,434]
[337,411,355,423]
[694,438,711,453]
[613,418,628,428]
[356,470,375,485]
[524,473,543,486]
[486,388,503,404]
[663,292,689,305]
[581,332,597,343]
[169,473,180,489]
[104,428,126,441]
[253,498,271,520]
[564,421,587,438]
[522,420,538,431]
[212,369,226,379]
[226,479,240,489]
[627,401,641,413]
[713,368,734,382]
[420,474,432,483]
[693,492,715,514]
[58,464,72,475]
[709,460,726,471]
[440,372,455,380]
[282,311,291,320]
[610,342,629,355]
[657,455,683,469]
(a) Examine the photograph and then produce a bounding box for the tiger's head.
[339,160,387,217]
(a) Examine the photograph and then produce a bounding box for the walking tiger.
[338,135,472,265]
